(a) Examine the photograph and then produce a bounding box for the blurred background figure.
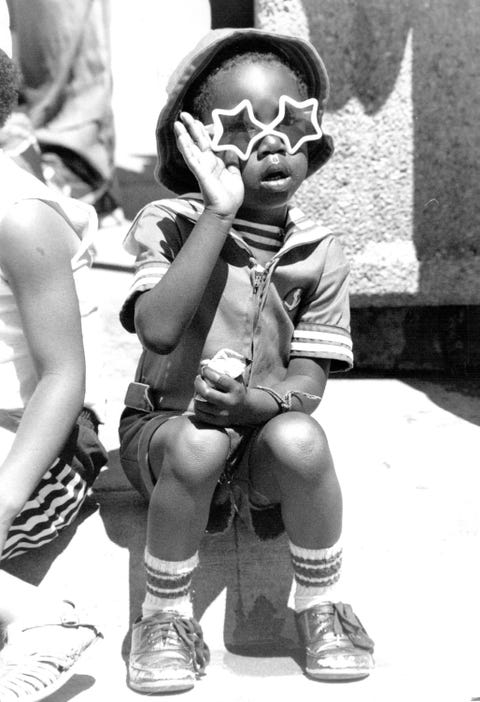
[1,0,123,224]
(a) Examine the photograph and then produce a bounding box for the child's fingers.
[201,366,234,391]
[174,121,199,163]
[180,112,212,152]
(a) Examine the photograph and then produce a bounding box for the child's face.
[206,60,310,225]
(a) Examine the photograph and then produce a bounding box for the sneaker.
[128,610,210,694]
[0,607,102,701]
[295,602,374,681]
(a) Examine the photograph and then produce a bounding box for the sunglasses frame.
[209,95,323,161]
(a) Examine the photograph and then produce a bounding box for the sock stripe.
[145,570,194,599]
[142,551,198,618]
[294,572,341,588]
[144,568,193,589]
[289,542,343,612]
[290,545,343,589]
[146,583,191,599]
[291,551,342,567]
[291,558,343,582]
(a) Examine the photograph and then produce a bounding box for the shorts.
[1,408,108,561]
[119,407,285,540]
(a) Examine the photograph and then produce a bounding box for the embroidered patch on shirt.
[283,287,303,311]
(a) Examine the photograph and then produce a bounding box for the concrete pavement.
[6,250,480,701]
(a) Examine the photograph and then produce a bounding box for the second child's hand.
[174,112,244,218]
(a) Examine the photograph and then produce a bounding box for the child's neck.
[236,203,288,230]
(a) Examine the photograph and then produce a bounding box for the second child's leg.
[249,412,374,682]
[129,416,230,694]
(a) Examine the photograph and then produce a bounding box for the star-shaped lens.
[208,96,322,160]
[210,99,266,160]
[271,96,323,153]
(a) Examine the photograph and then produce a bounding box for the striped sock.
[289,540,343,613]
[142,550,198,619]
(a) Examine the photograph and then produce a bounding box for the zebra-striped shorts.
[1,408,107,561]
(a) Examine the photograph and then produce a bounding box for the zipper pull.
[250,262,265,295]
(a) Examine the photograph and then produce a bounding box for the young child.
[0,47,105,700]
[119,28,374,694]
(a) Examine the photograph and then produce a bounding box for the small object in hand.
[200,348,247,381]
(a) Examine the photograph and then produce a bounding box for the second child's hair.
[184,45,310,122]
[0,49,19,128]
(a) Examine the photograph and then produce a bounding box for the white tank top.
[0,151,104,417]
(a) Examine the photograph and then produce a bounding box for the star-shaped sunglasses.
[206,96,323,161]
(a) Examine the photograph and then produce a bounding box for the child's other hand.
[174,112,244,218]
[193,366,250,426]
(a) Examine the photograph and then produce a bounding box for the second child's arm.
[0,201,85,554]
[134,113,244,354]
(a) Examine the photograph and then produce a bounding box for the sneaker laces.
[332,603,374,652]
[147,612,210,674]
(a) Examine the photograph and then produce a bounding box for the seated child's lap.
[119,407,285,539]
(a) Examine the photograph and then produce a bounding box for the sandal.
[0,604,102,701]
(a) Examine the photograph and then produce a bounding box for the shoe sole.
[128,677,195,694]
[306,667,372,682]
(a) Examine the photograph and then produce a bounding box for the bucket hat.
[155,28,334,194]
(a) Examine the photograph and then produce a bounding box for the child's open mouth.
[261,163,291,189]
[264,171,286,181]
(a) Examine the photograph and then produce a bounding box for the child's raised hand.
[174,112,244,218]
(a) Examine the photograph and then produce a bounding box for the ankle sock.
[142,549,198,619]
[289,540,343,613]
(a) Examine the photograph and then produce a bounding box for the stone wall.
[110,0,480,371]
[255,0,480,310]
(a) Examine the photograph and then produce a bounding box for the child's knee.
[150,417,230,486]
[260,413,332,481]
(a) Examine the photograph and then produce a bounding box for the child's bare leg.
[128,416,227,692]
[249,412,342,549]
[147,416,230,560]
[249,412,374,680]
[140,416,229,614]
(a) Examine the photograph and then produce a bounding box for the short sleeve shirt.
[120,195,353,413]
